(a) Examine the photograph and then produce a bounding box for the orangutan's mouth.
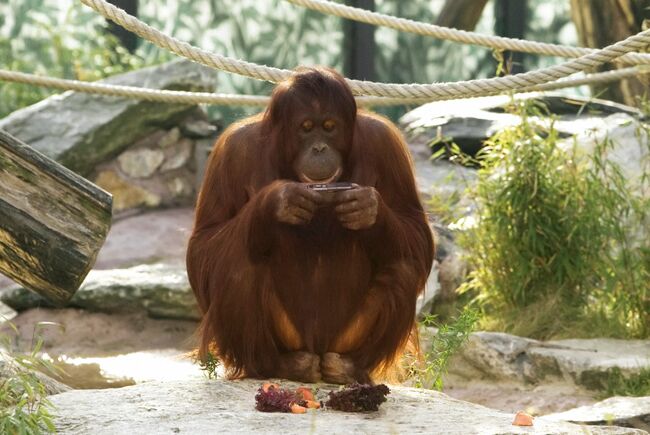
[300,168,342,184]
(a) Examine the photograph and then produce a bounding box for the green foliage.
[197,351,220,380]
[426,187,463,227]
[0,0,145,118]
[601,367,650,398]
[0,322,59,434]
[460,99,650,339]
[411,309,479,390]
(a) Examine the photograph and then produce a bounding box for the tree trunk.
[436,0,489,31]
[494,0,528,74]
[107,0,139,53]
[0,130,113,304]
[344,0,376,81]
[570,0,649,106]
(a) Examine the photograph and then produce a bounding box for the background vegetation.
[0,0,578,119]
[456,100,649,340]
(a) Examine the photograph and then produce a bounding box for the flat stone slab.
[531,339,650,389]
[1,263,198,320]
[49,379,644,434]
[545,396,650,431]
[443,331,650,391]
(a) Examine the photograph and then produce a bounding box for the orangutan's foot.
[277,351,321,383]
[321,352,370,384]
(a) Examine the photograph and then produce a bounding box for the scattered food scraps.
[296,386,315,401]
[290,403,307,414]
[255,383,390,413]
[262,382,280,393]
[305,400,321,409]
[325,383,390,412]
[255,384,306,413]
[512,411,534,426]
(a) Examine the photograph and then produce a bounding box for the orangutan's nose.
[312,143,327,153]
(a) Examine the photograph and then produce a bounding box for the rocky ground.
[2,305,596,414]
[1,206,649,433]
[47,379,646,435]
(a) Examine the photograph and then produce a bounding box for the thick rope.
[1,67,647,107]
[79,0,650,100]
[0,69,269,106]
[286,0,650,66]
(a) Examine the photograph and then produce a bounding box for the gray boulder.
[546,396,650,431]
[1,264,199,320]
[529,339,650,390]
[49,378,643,434]
[445,330,650,391]
[0,60,218,175]
[400,93,642,159]
[403,93,648,215]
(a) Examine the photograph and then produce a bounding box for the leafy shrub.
[0,323,59,434]
[460,100,649,339]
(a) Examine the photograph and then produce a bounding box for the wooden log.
[0,129,112,304]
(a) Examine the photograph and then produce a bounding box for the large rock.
[445,331,650,391]
[117,148,165,178]
[546,396,650,431]
[94,170,162,210]
[400,93,642,158]
[0,60,218,175]
[0,264,198,320]
[403,93,648,211]
[529,339,650,390]
[48,378,643,434]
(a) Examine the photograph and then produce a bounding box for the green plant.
[0,1,146,117]
[601,367,650,398]
[0,322,59,434]
[411,308,478,390]
[197,351,220,380]
[460,99,649,339]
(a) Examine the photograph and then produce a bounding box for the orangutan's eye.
[323,119,336,132]
[301,119,314,132]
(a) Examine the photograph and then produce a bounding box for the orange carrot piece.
[305,400,321,409]
[512,411,534,426]
[290,403,307,414]
[296,387,315,401]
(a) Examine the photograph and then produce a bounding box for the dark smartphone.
[307,182,356,192]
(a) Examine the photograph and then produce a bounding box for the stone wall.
[93,109,218,215]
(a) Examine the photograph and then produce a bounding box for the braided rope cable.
[79,0,650,100]
[286,0,650,66]
[0,69,270,106]
[360,66,650,106]
[1,67,647,107]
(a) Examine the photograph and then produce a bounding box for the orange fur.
[186,67,434,381]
